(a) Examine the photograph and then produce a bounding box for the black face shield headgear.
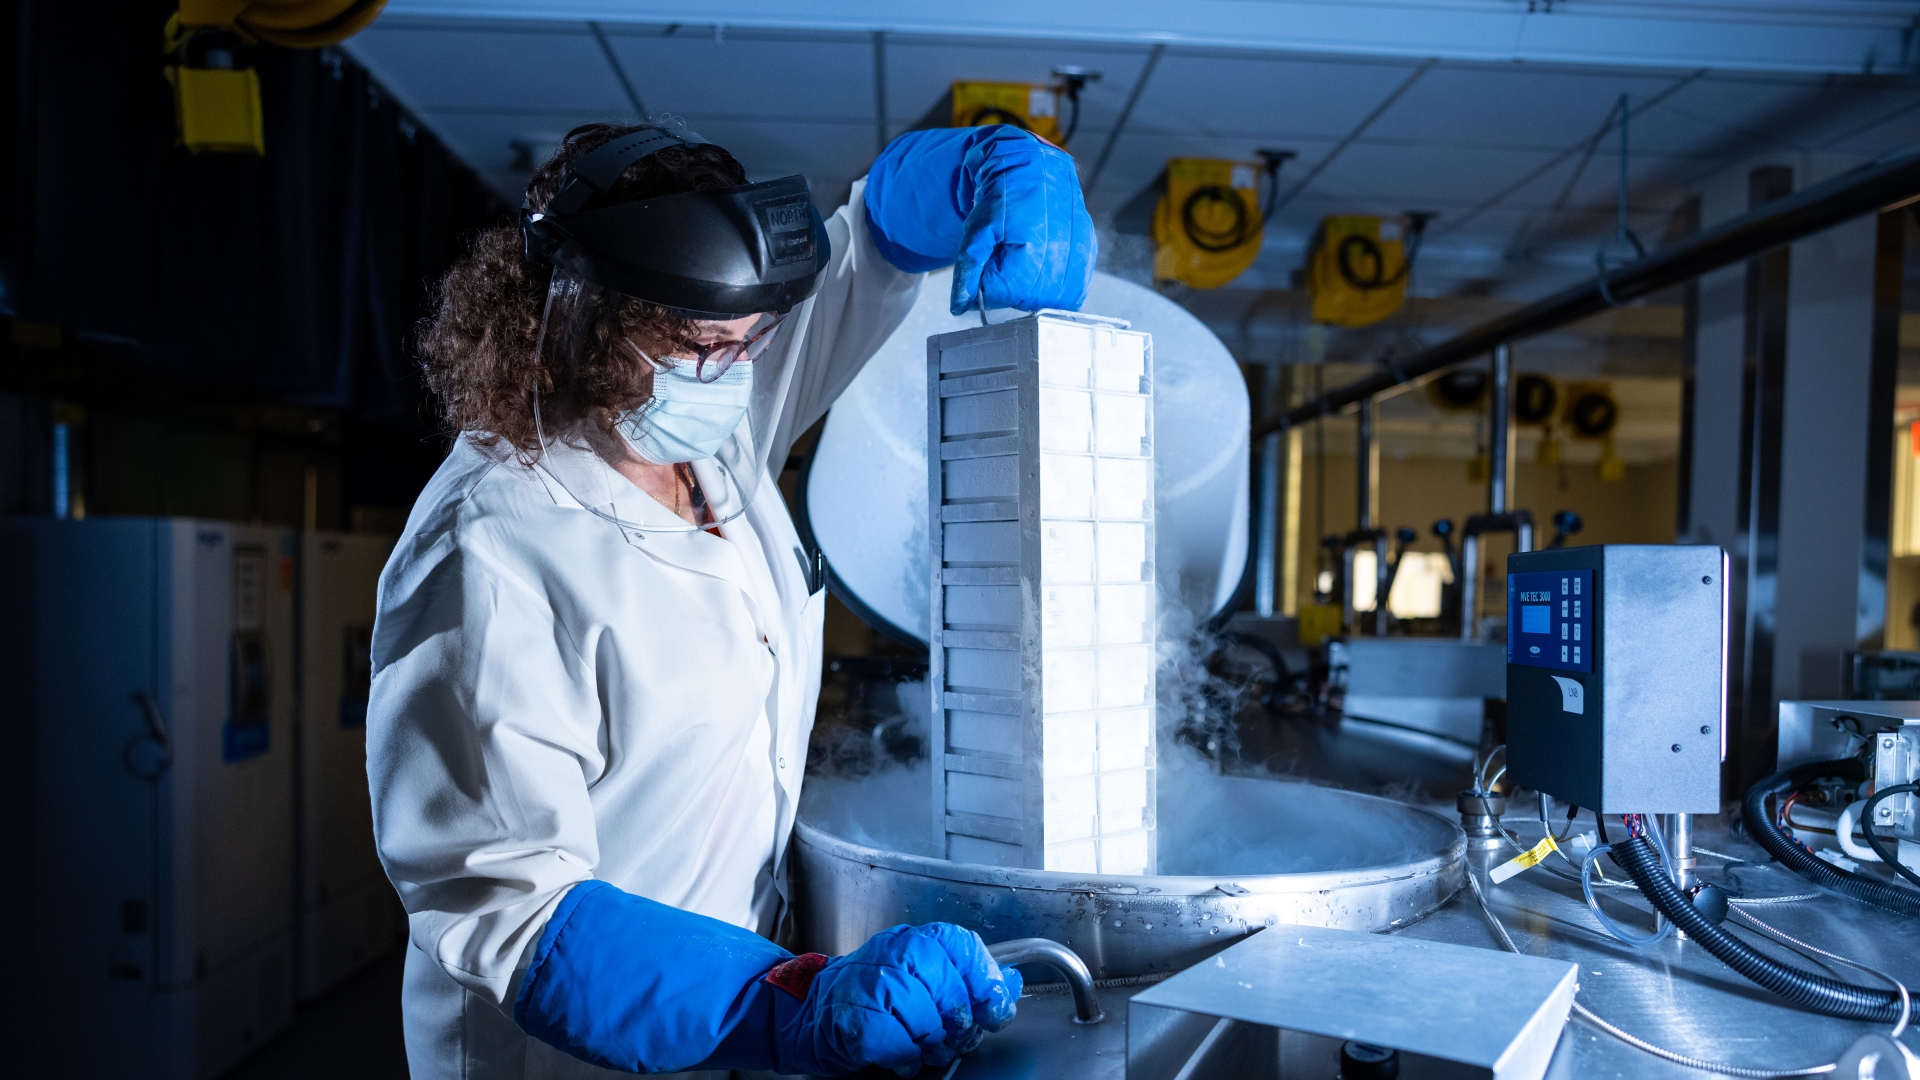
[519,126,831,320]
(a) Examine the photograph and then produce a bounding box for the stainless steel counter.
[934,812,1920,1079]
[1394,820,1920,1079]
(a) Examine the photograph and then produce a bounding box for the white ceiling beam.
[378,1,1920,76]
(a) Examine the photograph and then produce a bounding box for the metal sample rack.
[928,311,1158,874]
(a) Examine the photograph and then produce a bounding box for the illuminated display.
[1508,568,1593,674]
[1520,604,1551,635]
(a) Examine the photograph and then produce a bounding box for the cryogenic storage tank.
[804,269,1250,642]
[795,768,1464,979]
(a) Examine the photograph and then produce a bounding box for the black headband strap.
[545,127,711,215]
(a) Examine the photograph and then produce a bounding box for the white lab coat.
[366,179,920,1080]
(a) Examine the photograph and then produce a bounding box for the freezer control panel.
[1508,568,1593,674]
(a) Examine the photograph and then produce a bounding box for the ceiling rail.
[1259,144,1920,437]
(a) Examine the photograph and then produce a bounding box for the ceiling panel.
[1303,142,1569,213]
[675,117,876,179]
[604,32,875,121]
[346,12,1920,304]
[408,109,609,195]
[1823,97,1920,153]
[882,38,1155,136]
[1362,66,1686,147]
[377,2,1920,77]
[349,24,631,113]
[1135,53,1424,142]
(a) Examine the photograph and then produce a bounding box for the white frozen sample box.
[929,311,1157,874]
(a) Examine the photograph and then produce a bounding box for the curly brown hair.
[419,121,749,458]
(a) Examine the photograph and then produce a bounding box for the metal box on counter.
[1339,638,1505,746]
[928,311,1157,874]
[1505,544,1727,813]
[1127,925,1577,1080]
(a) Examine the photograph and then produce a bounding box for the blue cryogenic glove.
[514,880,1023,1076]
[864,125,1096,316]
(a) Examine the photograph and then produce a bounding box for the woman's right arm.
[364,520,1021,1075]
[366,524,607,1009]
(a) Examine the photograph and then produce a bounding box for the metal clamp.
[988,937,1105,1024]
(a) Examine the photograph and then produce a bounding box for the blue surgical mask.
[616,361,753,464]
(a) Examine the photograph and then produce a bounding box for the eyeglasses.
[675,311,788,383]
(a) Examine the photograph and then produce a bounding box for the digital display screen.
[1508,568,1593,674]
[1520,605,1551,635]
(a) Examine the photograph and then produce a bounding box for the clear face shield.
[530,271,787,535]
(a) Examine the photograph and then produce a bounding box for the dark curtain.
[2,0,507,508]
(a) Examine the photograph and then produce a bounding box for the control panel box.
[1507,545,1726,813]
[928,311,1157,875]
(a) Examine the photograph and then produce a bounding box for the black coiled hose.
[1742,760,1920,918]
[1609,834,1904,1023]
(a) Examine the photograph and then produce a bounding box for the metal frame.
[1257,144,1920,440]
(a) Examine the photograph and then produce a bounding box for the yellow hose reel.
[195,0,390,48]
[1562,383,1627,482]
[950,81,1065,145]
[1152,156,1284,290]
[949,70,1098,148]
[167,1,388,154]
[1303,213,1430,328]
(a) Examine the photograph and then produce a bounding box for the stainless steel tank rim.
[793,813,1465,898]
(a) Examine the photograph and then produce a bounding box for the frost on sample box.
[928,311,1157,875]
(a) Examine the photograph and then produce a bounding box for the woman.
[367,119,1094,1080]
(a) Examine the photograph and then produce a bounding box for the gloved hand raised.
[777,922,1024,1076]
[513,881,1022,1076]
[864,125,1096,316]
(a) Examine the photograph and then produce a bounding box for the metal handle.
[988,937,1104,1024]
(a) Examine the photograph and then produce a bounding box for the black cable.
[1858,782,1920,892]
[1333,222,1428,292]
[1256,159,1281,224]
[1181,185,1254,252]
[1742,761,1920,918]
[1609,834,1905,1023]
[1180,159,1283,255]
[964,106,1030,131]
[1061,90,1082,146]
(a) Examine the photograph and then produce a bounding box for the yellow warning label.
[1489,836,1558,884]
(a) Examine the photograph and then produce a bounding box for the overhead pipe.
[1256,143,1920,438]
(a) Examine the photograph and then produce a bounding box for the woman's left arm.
[759,126,1096,469]
[755,177,921,468]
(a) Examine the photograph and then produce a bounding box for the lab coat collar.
[532,437,762,602]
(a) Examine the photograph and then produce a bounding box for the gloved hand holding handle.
[864,125,1097,316]
[514,880,1023,1076]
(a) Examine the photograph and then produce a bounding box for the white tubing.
[1835,802,1883,864]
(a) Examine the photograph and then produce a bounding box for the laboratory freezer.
[0,518,296,1080]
